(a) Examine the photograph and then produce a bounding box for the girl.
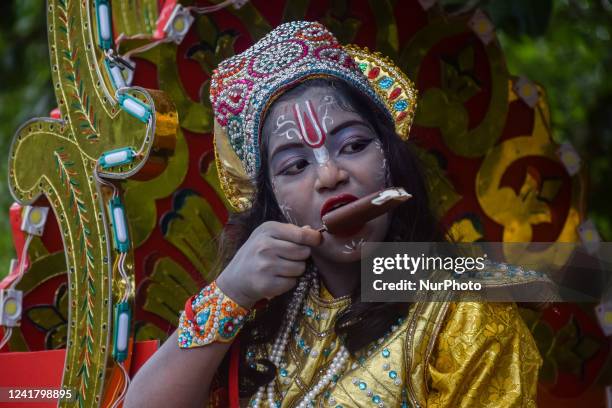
[126,21,541,408]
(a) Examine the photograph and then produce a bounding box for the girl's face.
[263,85,390,263]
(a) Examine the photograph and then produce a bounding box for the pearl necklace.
[295,346,349,408]
[250,266,350,408]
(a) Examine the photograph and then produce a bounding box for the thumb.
[301,225,321,246]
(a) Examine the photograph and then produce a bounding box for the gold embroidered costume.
[206,21,543,408]
[244,284,541,407]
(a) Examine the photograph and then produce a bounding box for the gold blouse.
[244,284,542,407]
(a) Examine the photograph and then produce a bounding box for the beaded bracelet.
[178,281,249,349]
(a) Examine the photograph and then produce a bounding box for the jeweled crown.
[210,21,389,178]
[211,21,417,212]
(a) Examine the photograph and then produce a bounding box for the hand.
[215,221,321,308]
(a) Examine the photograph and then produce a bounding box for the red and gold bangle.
[178,281,249,349]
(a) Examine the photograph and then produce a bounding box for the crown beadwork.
[211,22,419,212]
[210,21,390,180]
[345,45,418,140]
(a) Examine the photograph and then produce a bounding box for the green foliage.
[0,1,610,279]
[441,0,612,240]
[491,0,612,241]
[0,1,54,278]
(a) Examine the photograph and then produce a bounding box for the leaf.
[160,190,223,281]
[574,335,601,361]
[26,305,66,332]
[135,322,168,343]
[143,257,201,326]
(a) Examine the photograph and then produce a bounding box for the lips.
[320,193,359,218]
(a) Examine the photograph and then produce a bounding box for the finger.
[299,225,321,247]
[267,276,299,298]
[270,258,307,278]
[270,238,311,261]
[269,223,321,247]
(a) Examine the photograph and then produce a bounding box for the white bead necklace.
[250,266,350,408]
[295,346,349,408]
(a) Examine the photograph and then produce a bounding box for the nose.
[314,160,349,192]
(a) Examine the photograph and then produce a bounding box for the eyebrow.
[328,119,373,136]
[269,119,373,160]
[270,142,306,162]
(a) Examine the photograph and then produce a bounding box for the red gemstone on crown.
[368,67,380,79]
[396,111,408,122]
[389,87,402,100]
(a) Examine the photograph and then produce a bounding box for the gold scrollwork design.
[8,1,177,406]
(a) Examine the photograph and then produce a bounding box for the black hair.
[210,77,446,398]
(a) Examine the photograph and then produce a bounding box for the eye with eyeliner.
[275,135,376,176]
[276,156,310,176]
[339,135,374,154]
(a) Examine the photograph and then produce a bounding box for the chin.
[313,215,389,262]
[312,243,363,264]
